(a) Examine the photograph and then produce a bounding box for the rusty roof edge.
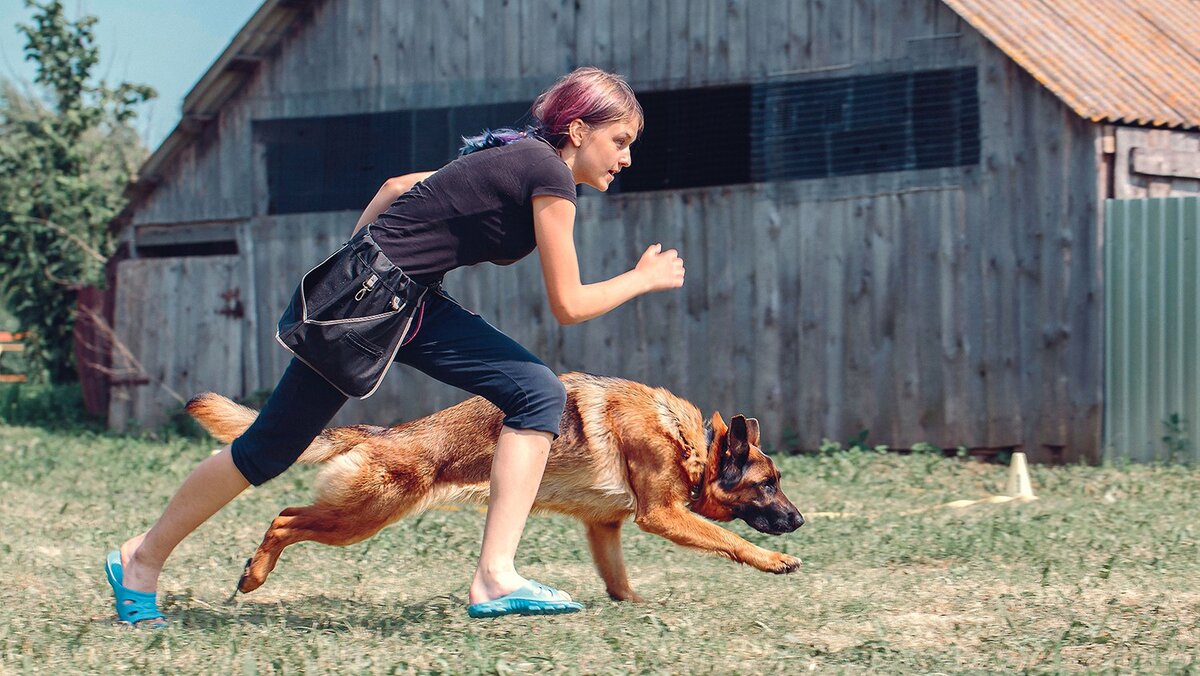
[1083,0,1200,123]
[109,0,322,232]
[940,0,1198,132]
[1032,0,1192,127]
[939,0,1117,123]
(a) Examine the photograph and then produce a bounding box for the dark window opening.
[912,68,981,169]
[256,102,530,215]
[753,67,979,181]
[136,241,238,258]
[611,85,753,193]
[257,68,978,210]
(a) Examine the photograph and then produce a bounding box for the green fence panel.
[1105,197,1200,463]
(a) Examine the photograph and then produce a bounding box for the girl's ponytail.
[458,126,539,156]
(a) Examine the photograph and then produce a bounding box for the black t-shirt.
[371,137,578,285]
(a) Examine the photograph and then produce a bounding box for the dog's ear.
[744,417,760,446]
[720,415,753,484]
[729,415,752,462]
[709,411,727,438]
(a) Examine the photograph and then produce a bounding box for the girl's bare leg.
[467,426,560,604]
[118,444,250,593]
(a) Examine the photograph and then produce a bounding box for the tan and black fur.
[187,372,804,602]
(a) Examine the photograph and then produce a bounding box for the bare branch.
[75,304,186,404]
[18,215,109,264]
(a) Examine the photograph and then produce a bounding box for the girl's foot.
[118,534,160,594]
[105,546,167,627]
[469,569,531,605]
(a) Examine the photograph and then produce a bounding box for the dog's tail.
[184,393,351,464]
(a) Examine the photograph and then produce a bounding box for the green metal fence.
[1105,197,1200,463]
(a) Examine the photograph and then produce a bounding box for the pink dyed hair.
[459,67,642,155]
[531,67,643,148]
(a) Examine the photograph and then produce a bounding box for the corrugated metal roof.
[942,0,1200,130]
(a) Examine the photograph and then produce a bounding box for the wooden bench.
[0,331,28,383]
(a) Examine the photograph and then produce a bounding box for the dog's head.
[698,413,805,535]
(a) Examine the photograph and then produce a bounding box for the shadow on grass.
[162,593,470,634]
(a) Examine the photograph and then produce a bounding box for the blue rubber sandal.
[466,579,584,618]
[105,550,166,627]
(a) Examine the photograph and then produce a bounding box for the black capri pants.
[230,290,567,486]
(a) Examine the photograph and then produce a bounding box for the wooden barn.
[105,0,1200,463]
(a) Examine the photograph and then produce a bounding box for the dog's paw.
[766,552,802,574]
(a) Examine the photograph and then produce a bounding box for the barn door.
[108,255,247,431]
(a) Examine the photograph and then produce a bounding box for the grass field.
[1,421,1198,674]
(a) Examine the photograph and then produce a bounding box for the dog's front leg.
[635,506,801,574]
[584,520,643,602]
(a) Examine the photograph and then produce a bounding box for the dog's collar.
[689,422,715,508]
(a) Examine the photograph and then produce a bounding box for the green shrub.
[0,382,99,429]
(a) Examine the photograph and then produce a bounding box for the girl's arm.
[533,195,685,325]
[352,171,437,235]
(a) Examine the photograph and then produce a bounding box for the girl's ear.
[567,119,588,147]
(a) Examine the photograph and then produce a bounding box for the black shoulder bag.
[276,224,429,398]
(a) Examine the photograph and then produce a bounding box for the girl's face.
[567,118,639,191]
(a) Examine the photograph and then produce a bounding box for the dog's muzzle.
[746,508,805,535]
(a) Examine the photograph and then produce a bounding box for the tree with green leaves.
[0,0,154,382]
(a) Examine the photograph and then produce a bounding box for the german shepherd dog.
[186,372,804,602]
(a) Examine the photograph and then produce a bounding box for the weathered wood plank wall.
[109,256,245,431]
[113,0,1142,461]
